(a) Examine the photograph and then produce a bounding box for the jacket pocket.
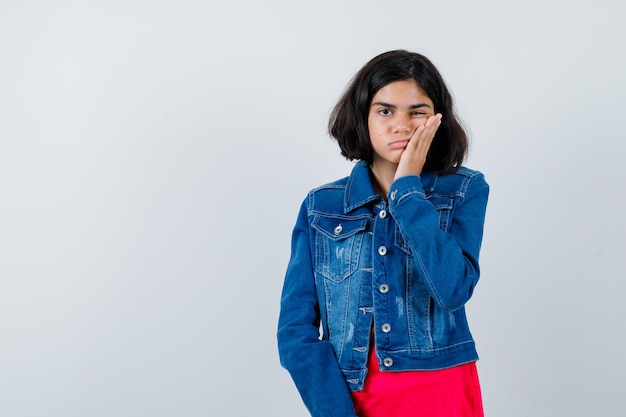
[312,216,367,283]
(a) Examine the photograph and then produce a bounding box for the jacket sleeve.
[277,198,359,417]
[387,172,489,312]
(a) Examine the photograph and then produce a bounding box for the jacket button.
[390,190,397,200]
[377,246,387,256]
[334,224,342,235]
[383,357,393,367]
[379,210,387,219]
[381,323,391,333]
[379,284,389,294]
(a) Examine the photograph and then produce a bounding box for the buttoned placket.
[371,202,395,369]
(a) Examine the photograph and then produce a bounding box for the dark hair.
[328,50,468,174]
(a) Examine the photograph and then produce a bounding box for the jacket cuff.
[387,175,425,204]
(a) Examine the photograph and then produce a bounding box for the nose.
[392,113,412,134]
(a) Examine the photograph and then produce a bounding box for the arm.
[388,173,489,311]
[277,199,359,417]
[388,113,489,310]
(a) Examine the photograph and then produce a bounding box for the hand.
[394,113,442,180]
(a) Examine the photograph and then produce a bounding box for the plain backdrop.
[1,1,625,416]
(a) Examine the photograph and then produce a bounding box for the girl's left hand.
[394,113,443,180]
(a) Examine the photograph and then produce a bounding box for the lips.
[389,139,410,149]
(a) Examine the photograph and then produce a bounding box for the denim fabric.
[277,161,489,417]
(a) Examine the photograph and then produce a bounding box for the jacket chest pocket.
[312,216,368,283]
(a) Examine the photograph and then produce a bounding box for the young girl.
[277,50,489,417]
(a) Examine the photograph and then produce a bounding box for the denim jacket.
[277,161,489,417]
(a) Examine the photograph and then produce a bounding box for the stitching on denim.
[314,231,364,282]
[309,183,347,193]
[427,191,463,199]
[395,190,426,206]
[406,262,416,347]
[406,260,433,349]
[311,217,368,240]
[322,277,334,347]
[383,339,474,353]
[413,247,450,311]
[309,211,370,221]
[323,273,353,361]
[423,294,432,347]
[338,277,351,360]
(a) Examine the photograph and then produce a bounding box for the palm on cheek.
[394,113,443,180]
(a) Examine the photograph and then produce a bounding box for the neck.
[369,160,397,199]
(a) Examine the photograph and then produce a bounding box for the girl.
[277,50,489,417]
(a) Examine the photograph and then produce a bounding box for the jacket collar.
[343,161,438,213]
[344,161,381,213]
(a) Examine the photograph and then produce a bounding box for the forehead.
[371,79,432,104]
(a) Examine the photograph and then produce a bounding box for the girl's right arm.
[277,199,359,417]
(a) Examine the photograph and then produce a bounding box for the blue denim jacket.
[278,161,489,417]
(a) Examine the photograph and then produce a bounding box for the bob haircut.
[328,50,468,175]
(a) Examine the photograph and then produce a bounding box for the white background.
[1,1,625,416]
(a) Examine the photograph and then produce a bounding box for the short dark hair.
[328,50,468,174]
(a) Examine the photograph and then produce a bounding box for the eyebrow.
[371,102,432,109]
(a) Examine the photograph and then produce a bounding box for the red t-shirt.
[350,345,484,417]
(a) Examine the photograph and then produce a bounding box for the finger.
[405,123,425,152]
[411,114,442,153]
[421,113,442,139]
[410,114,442,142]
[402,113,443,160]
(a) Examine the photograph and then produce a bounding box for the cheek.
[413,116,430,126]
[367,117,377,132]
[369,117,389,132]
[367,120,380,138]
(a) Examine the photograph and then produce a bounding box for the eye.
[378,108,392,116]
[410,111,427,117]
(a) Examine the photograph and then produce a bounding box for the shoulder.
[428,166,488,199]
[304,176,350,213]
[308,175,350,195]
[451,166,484,179]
